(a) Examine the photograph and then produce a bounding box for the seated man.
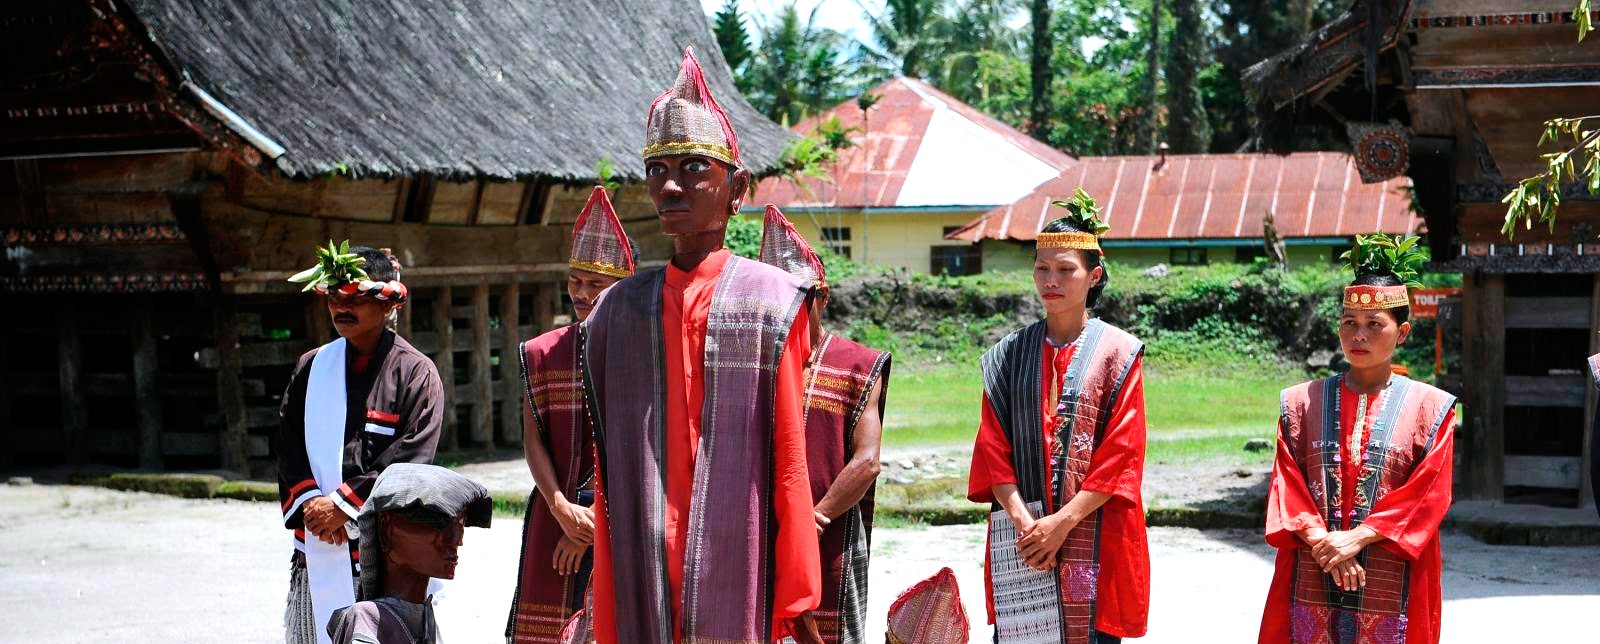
[328,463,492,644]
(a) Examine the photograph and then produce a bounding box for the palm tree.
[747,4,849,124]
[853,0,950,80]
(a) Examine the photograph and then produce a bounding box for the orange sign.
[1410,287,1460,320]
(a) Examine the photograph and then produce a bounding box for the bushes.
[827,259,1443,375]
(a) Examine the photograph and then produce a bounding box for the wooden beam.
[470,281,492,446]
[430,286,457,450]
[533,280,560,335]
[1504,375,1587,408]
[55,302,88,464]
[13,159,46,223]
[132,299,164,470]
[1503,455,1584,490]
[498,282,522,447]
[213,299,250,473]
[1460,273,1506,501]
[1504,297,1590,330]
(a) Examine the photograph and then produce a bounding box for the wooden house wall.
[3,151,669,475]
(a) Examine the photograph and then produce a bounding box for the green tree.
[1028,0,1053,137]
[712,0,754,91]
[746,4,849,124]
[1136,0,1161,153]
[1164,0,1210,153]
[854,0,950,80]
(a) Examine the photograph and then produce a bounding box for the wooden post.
[431,286,457,450]
[1584,275,1600,510]
[132,299,164,470]
[306,298,332,347]
[213,299,249,474]
[397,297,414,339]
[1460,273,1506,501]
[533,280,560,334]
[499,282,523,447]
[56,302,88,464]
[470,281,493,445]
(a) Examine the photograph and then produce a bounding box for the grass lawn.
[883,353,1297,455]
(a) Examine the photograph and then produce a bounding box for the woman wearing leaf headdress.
[966,189,1149,643]
[1258,234,1456,644]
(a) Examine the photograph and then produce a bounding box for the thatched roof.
[1242,1,1412,110]
[125,0,792,181]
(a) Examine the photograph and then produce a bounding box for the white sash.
[305,338,357,644]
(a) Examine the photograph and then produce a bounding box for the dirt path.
[3,483,1594,643]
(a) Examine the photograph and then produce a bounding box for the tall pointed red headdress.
[758,204,825,286]
[643,47,741,167]
[886,567,970,644]
[569,186,635,278]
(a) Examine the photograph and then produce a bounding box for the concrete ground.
[1,483,1595,643]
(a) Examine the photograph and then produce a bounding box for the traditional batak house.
[0,0,791,475]
[754,77,1077,275]
[946,151,1418,270]
[1246,0,1600,512]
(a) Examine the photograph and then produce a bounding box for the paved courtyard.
[1,483,1595,643]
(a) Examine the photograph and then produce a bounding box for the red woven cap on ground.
[886,567,969,644]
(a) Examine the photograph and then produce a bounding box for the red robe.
[1259,383,1456,644]
[967,340,1150,638]
[590,249,821,643]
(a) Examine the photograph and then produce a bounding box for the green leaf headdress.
[287,239,369,292]
[1338,233,1427,310]
[1039,188,1109,254]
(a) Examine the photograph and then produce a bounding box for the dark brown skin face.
[566,268,621,323]
[381,513,466,582]
[325,289,400,352]
[645,154,750,270]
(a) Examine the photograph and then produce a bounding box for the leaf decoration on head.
[287,239,368,292]
[1049,188,1110,235]
[1338,233,1428,288]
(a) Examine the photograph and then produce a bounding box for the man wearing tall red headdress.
[506,187,636,643]
[581,48,822,644]
[758,205,889,644]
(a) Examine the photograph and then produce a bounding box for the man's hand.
[788,611,824,644]
[1328,557,1366,592]
[1312,527,1376,571]
[813,510,831,537]
[552,535,589,576]
[550,495,595,545]
[1017,510,1078,571]
[302,496,348,546]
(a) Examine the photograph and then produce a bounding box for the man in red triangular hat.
[582,47,823,643]
[759,205,890,644]
[506,186,636,643]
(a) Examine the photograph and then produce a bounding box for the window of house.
[1169,247,1208,266]
[931,245,982,276]
[1234,246,1268,264]
[820,226,851,241]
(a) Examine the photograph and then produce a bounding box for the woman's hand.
[1328,557,1366,591]
[1016,510,1079,571]
[1312,527,1377,571]
[550,494,595,545]
[552,535,589,576]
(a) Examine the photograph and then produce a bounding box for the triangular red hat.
[758,205,826,286]
[569,186,635,278]
[886,567,969,644]
[643,47,740,167]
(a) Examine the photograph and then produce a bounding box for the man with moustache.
[581,47,823,644]
[278,242,445,644]
[507,186,637,643]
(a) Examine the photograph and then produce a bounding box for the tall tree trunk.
[1028,0,1053,138]
[1140,0,1161,152]
[1288,0,1316,38]
[1165,0,1210,153]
